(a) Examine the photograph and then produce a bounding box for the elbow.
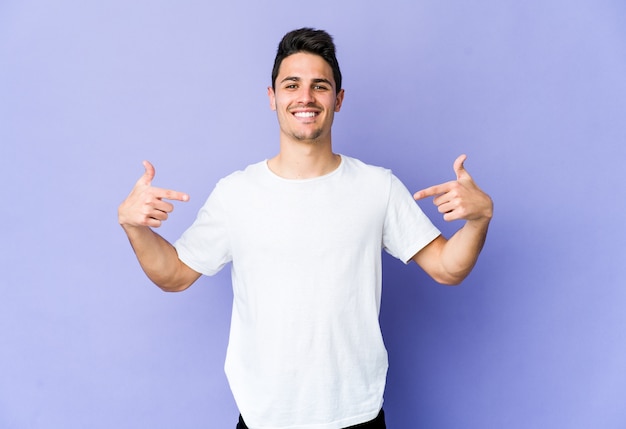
[433,260,477,286]
[144,260,199,292]
[431,267,471,286]
[157,282,191,293]
[433,274,465,286]
[147,274,193,293]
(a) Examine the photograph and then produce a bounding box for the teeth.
[294,112,316,118]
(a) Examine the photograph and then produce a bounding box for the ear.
[334,89,345,112]
[267,86,277,111]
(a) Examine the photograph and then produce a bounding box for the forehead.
[277,52,335,83]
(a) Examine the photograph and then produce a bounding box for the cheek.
[273,97,288,112]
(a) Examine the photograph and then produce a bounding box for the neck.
[268,138,340,179]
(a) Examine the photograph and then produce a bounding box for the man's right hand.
[118,161,190,229]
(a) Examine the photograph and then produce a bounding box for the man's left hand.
[413,154,493,222]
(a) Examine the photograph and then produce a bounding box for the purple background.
[2,0,625,428]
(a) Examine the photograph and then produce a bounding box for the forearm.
[438,218,490,284]
[121,225,194,291]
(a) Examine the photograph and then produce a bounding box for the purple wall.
[2,1,625,428]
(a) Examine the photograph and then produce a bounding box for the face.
[268,52,344,145]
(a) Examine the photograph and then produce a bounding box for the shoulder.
[340,155,391,179]
[202,161,268,207]
[340,156,416,201]
[216,160,268,188]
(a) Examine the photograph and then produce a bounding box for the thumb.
[139,160,156,185]
[453,154,470,181]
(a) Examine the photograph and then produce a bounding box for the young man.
[118,28,493,429]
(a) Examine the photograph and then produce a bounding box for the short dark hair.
[271,28,342,94]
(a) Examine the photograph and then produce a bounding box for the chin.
[294,130,325,142]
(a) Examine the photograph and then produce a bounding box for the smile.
[293,111,318,118]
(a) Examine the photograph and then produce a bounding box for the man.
[118,28,493,429]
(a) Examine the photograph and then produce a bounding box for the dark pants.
[237,409,386,429]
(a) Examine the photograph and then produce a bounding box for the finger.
[436,199,460,216]
[145,187,189,202]
[135,160,190,202]
[144,217,163,228]
[413,182,453,200]
[137,160,156,186]
[149,186,190,202]
[150,198,176,214]
[150,208,170,221]
[453,154,471,181]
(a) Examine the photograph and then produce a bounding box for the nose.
[297,86,315,105]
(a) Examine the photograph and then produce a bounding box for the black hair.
[271,28,342,94]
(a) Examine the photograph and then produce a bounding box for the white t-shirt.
[175,155,440,429]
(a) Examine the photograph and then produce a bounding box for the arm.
[118,161,201,292]
[412,155,493,285]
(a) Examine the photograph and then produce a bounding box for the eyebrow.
[280,76,334,86]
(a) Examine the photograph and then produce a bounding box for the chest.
[228,179,388,257]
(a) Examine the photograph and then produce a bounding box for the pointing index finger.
[153,186,190,202]
[413,182,452,200]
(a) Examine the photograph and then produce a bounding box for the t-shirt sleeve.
[174,181,232,276]
[382,174,441,264]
